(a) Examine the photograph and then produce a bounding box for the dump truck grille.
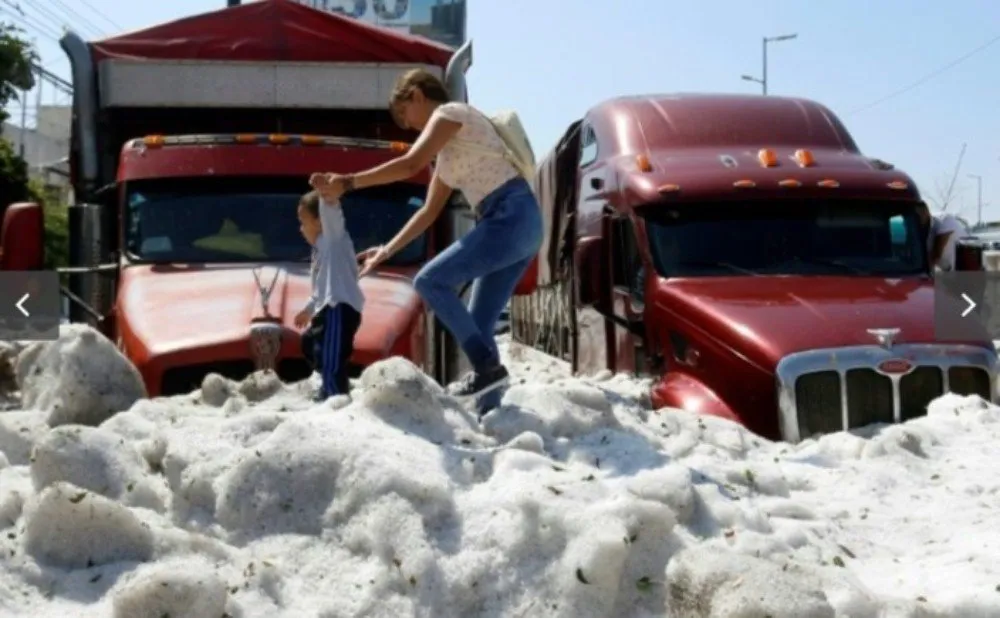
[158,358,354,396]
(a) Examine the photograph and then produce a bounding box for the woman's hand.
[358,245,391,277]
[310,173,347,201]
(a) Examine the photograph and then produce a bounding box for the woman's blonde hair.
[389,68,450,126]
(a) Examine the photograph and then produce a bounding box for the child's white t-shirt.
[432,102,519,210]
[304,198,365,315]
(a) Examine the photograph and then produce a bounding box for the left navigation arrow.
[15,293,29,317]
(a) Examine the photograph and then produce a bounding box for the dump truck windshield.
[644,199,927,278]
[123,177,428,265]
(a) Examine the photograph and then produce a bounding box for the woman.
[310,68,543,409]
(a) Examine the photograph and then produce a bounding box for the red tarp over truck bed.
[89,0,454,67]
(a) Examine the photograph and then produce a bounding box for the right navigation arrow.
[961,293,977,318]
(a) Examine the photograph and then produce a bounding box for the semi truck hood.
[118,264,422,365]
[655,275,964,370]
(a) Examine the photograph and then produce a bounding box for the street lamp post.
[741,33,797,95]
[968,174,983,226]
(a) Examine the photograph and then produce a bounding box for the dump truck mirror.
[0,202,44,271]
[576,236,604,306]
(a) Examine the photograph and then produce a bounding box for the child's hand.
[294,309,312,328]
[317,186,341,204]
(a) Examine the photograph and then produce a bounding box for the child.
[294,189,365,401]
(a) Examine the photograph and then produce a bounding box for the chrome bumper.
[776,343,998,442]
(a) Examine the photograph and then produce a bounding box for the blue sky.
[5,0,999,221]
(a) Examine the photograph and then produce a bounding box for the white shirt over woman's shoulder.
[432,102,519,211]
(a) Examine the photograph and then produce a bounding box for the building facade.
[2,105,72,200]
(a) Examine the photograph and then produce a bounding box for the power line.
[847,33,1000,115]
[75,0,122,31]
[46,0,106,37]
[22,0,103,38]
[0,3,61,42]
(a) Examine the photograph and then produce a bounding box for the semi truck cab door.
[608,215,648,374]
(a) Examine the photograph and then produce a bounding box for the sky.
[3,0,998,221]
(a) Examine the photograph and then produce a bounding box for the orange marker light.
[733,179,756,189]
[758,148,778,167]
[142,135,165,147]
[794,149,815,167]
[268,134,291,144]
[778,179,802,188]
[301,135,324,145]
[235,134,257,144]
[887,180,908,190]
[390,141,410,152]
[817,179,840,188]
[636,154,653,172]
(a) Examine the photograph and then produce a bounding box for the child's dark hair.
[300,190,320,219]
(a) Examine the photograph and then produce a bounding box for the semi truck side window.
[612,217,643,300]
[579,126,598,167]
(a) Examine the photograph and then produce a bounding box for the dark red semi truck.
[514,93,996,442]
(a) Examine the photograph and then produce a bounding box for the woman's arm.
[341,115,462,191]
[384,173,453,256]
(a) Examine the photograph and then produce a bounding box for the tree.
[925,173,966,214]
[924,143,966,214]
[0,22,37,126]
[0,22,37,213]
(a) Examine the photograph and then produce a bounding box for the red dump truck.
[0,0,489,395]
[514,94,997,442]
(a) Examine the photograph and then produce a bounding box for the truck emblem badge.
[249,267,283,372]
[867,328,900,349]
[876,358,914,375]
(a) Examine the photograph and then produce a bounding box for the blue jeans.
[414,177,543,403]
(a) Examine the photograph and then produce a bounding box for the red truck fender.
[513,254,539,296]
[650,372,743,425]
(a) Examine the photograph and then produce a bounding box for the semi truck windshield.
[123,177,428,265]
[644,200,927,278]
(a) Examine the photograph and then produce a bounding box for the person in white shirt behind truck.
[916,202,970,272]
[916,202,991,330]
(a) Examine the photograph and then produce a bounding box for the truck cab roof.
[581,94,921,206]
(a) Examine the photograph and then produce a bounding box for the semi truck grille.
[948,366,991,398]
[794,371,842,436]
[792,364,991,439]
[899,366,944,421]
[778,343,997,442]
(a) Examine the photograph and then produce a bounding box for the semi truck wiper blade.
[786,256,870,275]
[683,261,761,276]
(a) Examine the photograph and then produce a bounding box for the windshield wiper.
[683,261,761,276]
[785,256,870,275]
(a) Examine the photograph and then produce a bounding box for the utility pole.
[741,33,797,95]
[18,84,27,158]
[968,173,983,226]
